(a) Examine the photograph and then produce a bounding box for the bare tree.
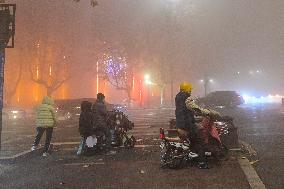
[29,40,71,97]
[4,57,23,106]
[99,47,134,105]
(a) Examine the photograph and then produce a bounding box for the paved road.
[1,105,284,188]
[0,107,251,189]
[217,104,284,189]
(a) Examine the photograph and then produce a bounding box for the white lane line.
[238,157,266,189]
[0,147,43,160]
[64,162,105,166]
[52,142,156,148]
[132,126,152,129]
[52,142,79,145]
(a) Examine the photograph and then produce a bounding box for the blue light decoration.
[103,54,127,77]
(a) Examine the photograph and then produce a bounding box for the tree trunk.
[47,87,54,97]
[126,89,132,107]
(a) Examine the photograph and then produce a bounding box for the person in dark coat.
[92,93,111,150]
[175,82,209,169]
[77,101,93,155]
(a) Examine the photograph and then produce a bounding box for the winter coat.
[79,101,94,137]
[35,96,57,128]
[92,99,107,128]
[175,91,195,131]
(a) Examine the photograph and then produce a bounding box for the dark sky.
[5,0,284,98]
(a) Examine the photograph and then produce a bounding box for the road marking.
[132,126,152,129]
[238,157,266,189]
[134,144,156,148]
[0,142,158,160]
[0,147,43,160]
[52,142,79,145]
[52,142,156,148]
[130,133,159,136]
[64,162,105,166]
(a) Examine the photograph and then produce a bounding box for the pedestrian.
[77,101,94,156]
[31,96,57,157]
[92,93,112,152]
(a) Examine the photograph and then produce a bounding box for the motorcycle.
[160,114,231,169]
[107,110,136,148]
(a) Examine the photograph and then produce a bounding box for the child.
[77,101,94,155]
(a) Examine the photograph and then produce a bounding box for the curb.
[238,157,266,189]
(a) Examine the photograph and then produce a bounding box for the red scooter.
[160,114,230,169]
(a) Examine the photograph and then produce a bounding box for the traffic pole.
[0,3,16,151]
[0,45,5,150]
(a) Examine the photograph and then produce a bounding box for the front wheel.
[160,147,183,169]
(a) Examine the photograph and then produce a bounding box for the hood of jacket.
[42,96,54,106]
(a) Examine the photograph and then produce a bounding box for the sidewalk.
[0,144,263,189]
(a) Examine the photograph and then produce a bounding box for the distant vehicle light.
[242,94,284,104]
[11,110,19,114]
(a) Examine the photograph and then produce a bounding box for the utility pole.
[204,79,208,96]
[201,76,213,97]
[0,4,16,151]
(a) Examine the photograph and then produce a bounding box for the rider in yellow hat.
[175,82,213,169]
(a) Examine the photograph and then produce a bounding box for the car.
[54,98,115,121]
[197,91,244,108]
[2,107,27,121]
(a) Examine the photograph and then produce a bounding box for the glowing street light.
[144,74,153,85]
[200,77,214,96]
[144,74,165,107]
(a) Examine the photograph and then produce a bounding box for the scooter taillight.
[160,128,165,139]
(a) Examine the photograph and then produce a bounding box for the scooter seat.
[165,137,183,142]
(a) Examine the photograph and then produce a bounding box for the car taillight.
[160,128,165,139]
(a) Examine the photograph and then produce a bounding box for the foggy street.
[0,105,283,189]
[1,0,284,188]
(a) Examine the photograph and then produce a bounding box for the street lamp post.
[201,77,213,96]
[164,0,180,106]
[145,74,165,108]
[144,74,151,108]
[0,4,16,150]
